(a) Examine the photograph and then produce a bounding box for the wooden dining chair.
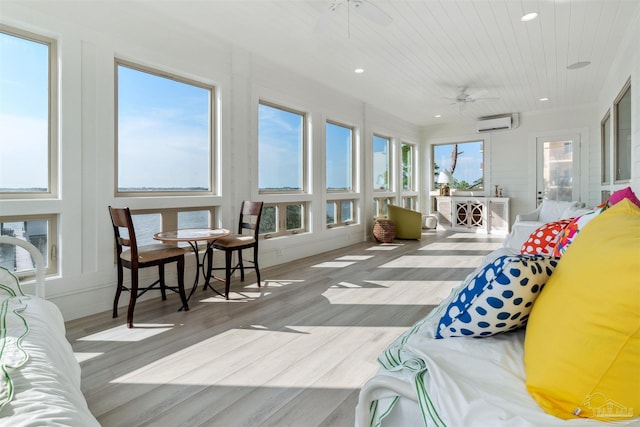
[206,201,263,299]
[108,206,189,328]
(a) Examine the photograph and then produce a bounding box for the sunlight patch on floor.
[323,280,461,305]
[198,291,269,303]
[311,261,357,268]
[447,232,505,240]
[77,324,175,342]
[329,281,363,288]
[258,279,304,287]
[110,326,408,388]
[74,352,103,363]
[379,255,484,268]
[366,244,402,251]
[420,241,503,251]
[335,255,374,261]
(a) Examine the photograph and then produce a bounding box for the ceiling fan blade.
[314,1,343,33]
[467,88,488,99]
[352,0,393,26]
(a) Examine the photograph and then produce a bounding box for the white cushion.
[538,200,578,223]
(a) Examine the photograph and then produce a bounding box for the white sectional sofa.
[502,200,586,250]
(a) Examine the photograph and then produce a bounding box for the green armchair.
[387,205,422,240]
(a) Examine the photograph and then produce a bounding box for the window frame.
[613,78,631,183]
[401,196,417,210]
[0,213,59,277]
[326,199,355,228]
[0,25,59,200]
[431,139,485,192]
[258,100,308,195]
[325,120,355,193]
[259,202,307,238]
[373,134,392,192]
[601,110,611,184]
[401,142,416,192]
[114,59,216,198]
[400,142,418,212]
[373,197,393,218]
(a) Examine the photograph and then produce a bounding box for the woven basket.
[373,219,396,243]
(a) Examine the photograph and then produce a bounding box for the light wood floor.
[66,230,505,427]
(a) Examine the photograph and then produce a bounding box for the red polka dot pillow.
[521,219,572,255]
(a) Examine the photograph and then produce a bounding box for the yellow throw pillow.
[524,198,640,421]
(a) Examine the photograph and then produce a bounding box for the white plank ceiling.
[18,0,640,126]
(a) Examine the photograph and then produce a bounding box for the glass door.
[536,134,581,205]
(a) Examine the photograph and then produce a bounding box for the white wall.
[422,106,598,223]
[1,2,420,320]
[595,9,640,196]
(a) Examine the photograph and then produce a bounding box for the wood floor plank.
[66,230,501,426]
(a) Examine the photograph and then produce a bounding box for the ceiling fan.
[314,0,393,35]
[444,87,499,106]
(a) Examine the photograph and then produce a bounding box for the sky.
[0,32,49,189]
[325,122,351,190]
[258,103,303,190]
[117,65,210,190]
[258,105,353,191]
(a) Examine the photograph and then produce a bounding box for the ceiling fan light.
[521,12,538,22]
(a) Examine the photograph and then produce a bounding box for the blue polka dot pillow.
[435,255,559,338]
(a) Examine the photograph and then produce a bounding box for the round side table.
[373,219,396,243]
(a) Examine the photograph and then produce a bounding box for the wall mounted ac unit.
[476,114,515,133]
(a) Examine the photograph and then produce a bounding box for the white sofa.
[356,199,640,426]
[502,200,586,250]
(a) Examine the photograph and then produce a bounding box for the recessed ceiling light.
[567,61,591,70]
[434,114,441,118]
[354,68,364,74]
[539,97,549,102]
[521,12,538,22]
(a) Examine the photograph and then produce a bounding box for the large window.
[432,140,484,191]
[601,111,611,184]
[401,143,415,191]
[326,121,353,192]
[259,102,305,192]
[258,101,308,236]
[614,80,631,182]
[325,120,356,228]
[0,26,57,198]
[401,142,417,210]
[373,135,390,190]
[0,26,58,276]
[116,61,214,196]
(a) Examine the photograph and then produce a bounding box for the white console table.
[435,196,510,234]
